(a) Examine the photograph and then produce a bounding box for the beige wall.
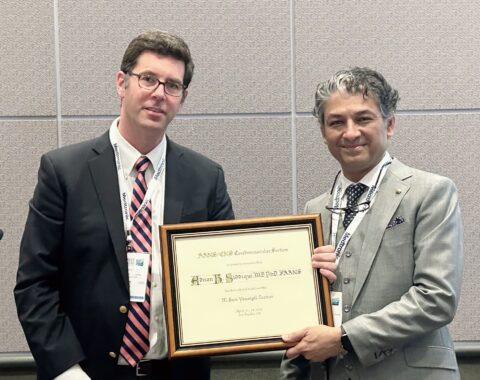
[1,0,479,352]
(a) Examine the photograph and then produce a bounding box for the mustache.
[339,141,366,147]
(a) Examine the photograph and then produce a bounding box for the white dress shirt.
[110,119,169,362]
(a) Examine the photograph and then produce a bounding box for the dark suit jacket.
[14,131,234,380]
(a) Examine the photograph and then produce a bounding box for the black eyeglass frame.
[324,160,393,215]
[128,72,186,97]
[325,201,371,215]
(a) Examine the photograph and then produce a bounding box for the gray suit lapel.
[88,132,129,291]
[352,160,412,305]
[319,208,332,246]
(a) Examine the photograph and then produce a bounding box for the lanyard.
[109,128,166,246]
[329,159,392,263]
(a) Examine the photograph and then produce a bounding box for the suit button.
[345,364,353,370]
[119,305,128,314]
[109,352,117,359]
[345,251,352,258]
[343,278,350,284]
[344,305,351,313]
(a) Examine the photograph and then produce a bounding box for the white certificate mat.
[160,215,332,358]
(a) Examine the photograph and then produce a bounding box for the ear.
[180,89,188,105]
[386,116,395,139]
[116,71,126,98]
[320,125,327,143]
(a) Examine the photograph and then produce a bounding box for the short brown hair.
[120,30,194,88]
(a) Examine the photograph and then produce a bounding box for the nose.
[343,119,361,139]
[152,82,166,98]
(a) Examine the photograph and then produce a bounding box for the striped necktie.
[120,156,152,366]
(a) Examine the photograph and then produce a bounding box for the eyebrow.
[355,110,377,116]
[326,109,377,119]
[136,70,183,84]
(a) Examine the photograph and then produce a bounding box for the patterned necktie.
[120,156,152,366]
[343,183,368,228]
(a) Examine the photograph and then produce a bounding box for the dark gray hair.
[313,67,399,127]
[120,30,194,88]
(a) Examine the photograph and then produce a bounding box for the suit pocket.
[380,220,412,251]
[404,346,457,370]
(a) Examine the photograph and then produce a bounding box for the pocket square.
[386,216,405,229]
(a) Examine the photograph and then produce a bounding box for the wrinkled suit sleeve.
[14,153,85,378]
[344,176,463,367]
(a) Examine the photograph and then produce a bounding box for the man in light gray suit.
[280,67,463,380]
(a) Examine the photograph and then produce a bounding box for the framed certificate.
[159,214,333,358]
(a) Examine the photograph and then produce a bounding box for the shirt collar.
[109,117,167,177]
[340,151,392,195]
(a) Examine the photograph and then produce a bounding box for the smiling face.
[322,91,395,182]
[116,51,187,152]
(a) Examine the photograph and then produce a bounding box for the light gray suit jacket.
[280,159,463,380]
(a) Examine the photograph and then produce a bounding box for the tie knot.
[135,156,150,174]
[345,183,368,205]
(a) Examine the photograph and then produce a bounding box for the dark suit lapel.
[352,160,412,306]
[88,132,129,291]
[164,138,185,224]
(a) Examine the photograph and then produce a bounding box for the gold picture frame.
[160,214,333,358]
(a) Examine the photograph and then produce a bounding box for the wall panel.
[168,117,293,218]
[58,0,291,116]
[0,1,56,116]
[295,1,480,113]
[0,121,57,351]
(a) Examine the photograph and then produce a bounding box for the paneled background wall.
[1,0,479,354]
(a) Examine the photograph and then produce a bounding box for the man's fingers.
[312,252,336,263]
[282,328,307,343]
[312,260,336,271]
[313,245,336,255]
[320,268,337,283]
[285,345,301,359]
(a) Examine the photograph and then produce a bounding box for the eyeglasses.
[325,201,371,215]
[325,159,393,216]
[128,72,186,97]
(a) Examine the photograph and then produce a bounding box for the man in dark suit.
[14,30,234,380]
